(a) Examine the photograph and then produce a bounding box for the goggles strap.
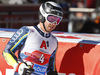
[43,23,48,32]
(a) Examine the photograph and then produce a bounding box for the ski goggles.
[46,15,62,25]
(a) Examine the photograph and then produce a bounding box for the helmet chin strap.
[43,23,48,32]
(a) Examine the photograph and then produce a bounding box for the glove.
[22,68,35,75]
[14,62,34,75]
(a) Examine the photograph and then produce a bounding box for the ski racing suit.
[3,24,58,75]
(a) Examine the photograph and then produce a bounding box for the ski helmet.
[39,1,63,25]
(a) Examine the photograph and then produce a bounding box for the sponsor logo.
[10,29,23,43]
[33,64,47,75]
[69,73,76,75]
[0,71,2,75]
[58,73,76,75]
[24,51,51,65]
[0,69,14,75]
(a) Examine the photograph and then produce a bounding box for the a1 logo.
[40,40,49,49]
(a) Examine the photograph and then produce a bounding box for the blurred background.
[0,0,100,33]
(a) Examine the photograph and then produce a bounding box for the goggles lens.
[47,15,62,25]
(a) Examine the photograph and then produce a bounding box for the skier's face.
[44,20,57,32]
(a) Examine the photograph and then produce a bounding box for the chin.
[47,30,52,32]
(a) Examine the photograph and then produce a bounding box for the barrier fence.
[1,28,100,75]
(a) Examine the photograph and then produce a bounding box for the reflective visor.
[47,15,62,25]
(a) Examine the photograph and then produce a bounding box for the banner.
[0,29,100,75]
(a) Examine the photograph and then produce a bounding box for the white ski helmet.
[39,1,63,25]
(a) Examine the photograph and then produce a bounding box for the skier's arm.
[2,26,30,67]
[47,43,58,75]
